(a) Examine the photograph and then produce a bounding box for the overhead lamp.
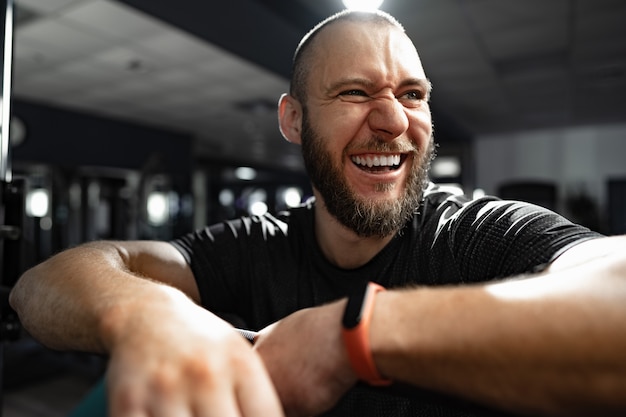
[219,189,235,206]
[245,188,268,216]
[249,201,268,216]
[235,166,257,181]
[473,188,486,199]
[342,0,384,11]
[147,191,169,226]
[431,156,461,178]
[26,188,49,218]
[281,187,302,208]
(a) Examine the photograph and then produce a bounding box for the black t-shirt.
[171,183,601,416]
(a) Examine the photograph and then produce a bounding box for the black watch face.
[342,283,369,329]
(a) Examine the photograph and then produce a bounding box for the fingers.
[234,356,285,417]
[109,375,282,417]
[135,379,282,417]
[106,348,284,417]
[186,353,284,417]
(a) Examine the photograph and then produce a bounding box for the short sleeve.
[424,196,603,283]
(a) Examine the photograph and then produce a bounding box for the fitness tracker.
[341,281,392,386]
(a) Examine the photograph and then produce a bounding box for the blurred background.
[1,0,625,415]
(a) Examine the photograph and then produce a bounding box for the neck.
[313,197,395,269]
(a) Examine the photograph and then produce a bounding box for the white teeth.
[351,154,401,168]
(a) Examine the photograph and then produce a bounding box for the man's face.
[300,21,434,237]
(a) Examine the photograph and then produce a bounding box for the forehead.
[310,20,426,86]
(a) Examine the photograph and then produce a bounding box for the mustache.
[346,136,420,154]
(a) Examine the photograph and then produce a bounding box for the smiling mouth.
[350,154,406,172]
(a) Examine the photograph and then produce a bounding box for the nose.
[367,96,410,140]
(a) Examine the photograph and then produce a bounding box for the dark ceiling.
[120,0,626,133]
[11,0,626,171]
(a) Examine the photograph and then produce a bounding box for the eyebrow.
[325,78,374,95]
[325,77,433,97]
[405,78,433,96]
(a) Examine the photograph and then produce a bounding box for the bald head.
[290,10,407,104]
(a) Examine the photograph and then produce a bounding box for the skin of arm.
[255,236,626,417]
[9,240,284,417]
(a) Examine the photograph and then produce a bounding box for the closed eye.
[340,89,368,97]
[338,89,371,103]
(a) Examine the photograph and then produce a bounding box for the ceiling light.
[219,189,235,206]
[26,188,49,218]
[147,192,169,225]
[431,157,461,178]
[281,187,302,208]
[473,188,486,199]
[249,201,268,216]
[342,0,384,11]
[248,188,268,216]
[235,167,257,181]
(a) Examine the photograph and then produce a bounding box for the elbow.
[8,270,29,315]
[8,264,43,324]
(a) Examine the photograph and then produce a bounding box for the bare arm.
[370,235,626,416]
[9,240,284,417]
[255,236,626,417]
[9,240,198,352]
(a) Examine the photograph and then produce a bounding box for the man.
[9,9,626,417]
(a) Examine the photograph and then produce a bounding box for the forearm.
[370,253,626,416]
[10,242,285,417]
[9,241,195,353]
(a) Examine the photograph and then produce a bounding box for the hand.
[254,300,357,417]
[104,293,284,417]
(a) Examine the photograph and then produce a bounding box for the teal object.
[67,377,107,417]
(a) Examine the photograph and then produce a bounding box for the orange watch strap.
[341,282,392,386]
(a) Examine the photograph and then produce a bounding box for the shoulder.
[419,182,578,233]
[174,199,315,249]
[418,183,499,229]
[250,197,315,238]
[416,182,602,269]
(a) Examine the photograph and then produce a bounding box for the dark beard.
[300,112,435,238]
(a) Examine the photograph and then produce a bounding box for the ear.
[278,93,303,145]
